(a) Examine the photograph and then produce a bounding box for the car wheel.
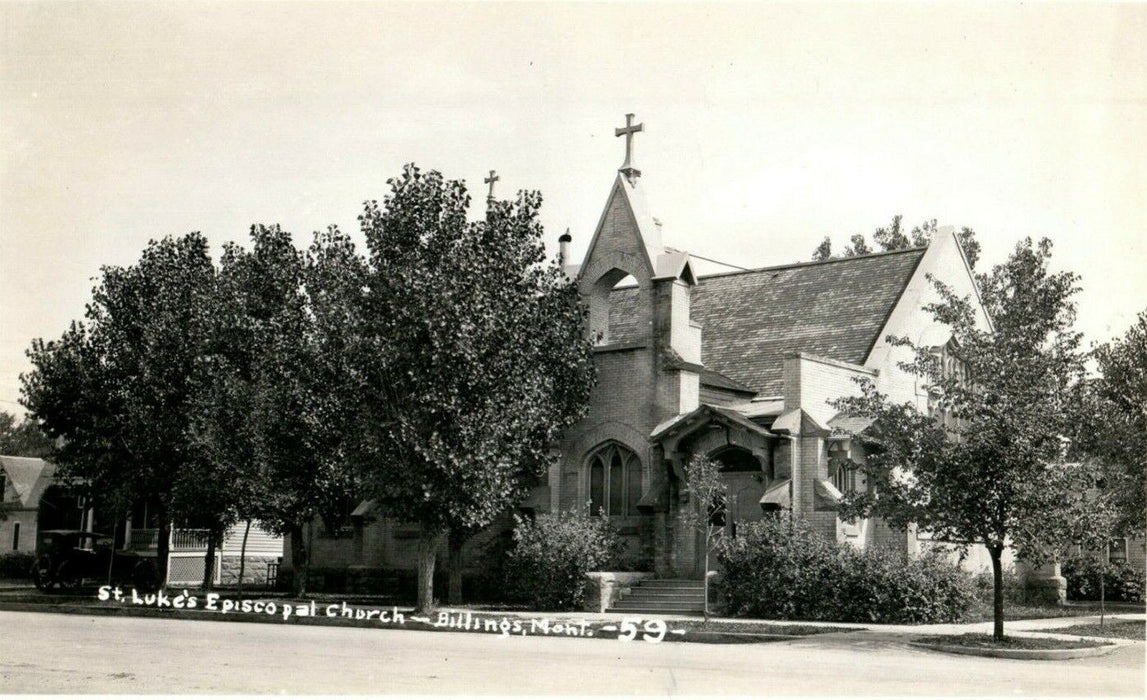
[55,561,83,592]
[132,560,158,592]
[32,561,52,591]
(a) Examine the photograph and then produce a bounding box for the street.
[0,610,1142,695]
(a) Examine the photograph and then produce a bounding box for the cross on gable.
[615,113,644,179]
[484,170,500,202]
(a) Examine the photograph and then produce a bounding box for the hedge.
[717,517,974,623]
[1061,552,1144,603]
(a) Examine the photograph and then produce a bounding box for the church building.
[303,115,997,606]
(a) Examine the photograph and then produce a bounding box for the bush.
[504,508,622,611]
[0,552,35,579]
[1061,553,1144,603]
[717,517,974,623]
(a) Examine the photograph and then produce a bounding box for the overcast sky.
[2,1,1145,414]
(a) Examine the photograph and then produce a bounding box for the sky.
[2,1,1145,415]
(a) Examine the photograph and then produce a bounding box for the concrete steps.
[606,578,706,615]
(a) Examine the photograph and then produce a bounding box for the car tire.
[132,560,158,592]
[55,561,83,592]
[32,561,52,591]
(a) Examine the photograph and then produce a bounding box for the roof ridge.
[697,246,927,281]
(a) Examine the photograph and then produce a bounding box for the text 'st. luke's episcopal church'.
[304,115,996,603]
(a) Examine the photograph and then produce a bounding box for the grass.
[916,633,1111,650]
[1049,620,1145,640]
[963,598,1145,623]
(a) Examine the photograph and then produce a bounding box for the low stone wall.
[219,555,279,586]
[582,571,654,613]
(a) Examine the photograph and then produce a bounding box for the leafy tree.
[679,454,728,620]
[22,234,221,587]
[350,165,596,611]
[812,216,981,268]
[1073,311,1147,535]
[833,238,1088,641]
[0,411,55,458]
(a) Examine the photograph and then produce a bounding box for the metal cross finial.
[484,170,500,203]
[615,113,644,180]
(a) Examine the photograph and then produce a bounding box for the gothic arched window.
[587,443,642,517]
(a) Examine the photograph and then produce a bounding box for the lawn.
[1048,619,1145,640]
[963,599,1145,623]
[916,633,1111,650]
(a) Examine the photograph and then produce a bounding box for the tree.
[679,454,728,620]
[350,165,596,611]
[833,238,1088,641]
[22,234,221,588]
[812,216,981,269]
[0,411,55,458]
[1074,311,1147,535]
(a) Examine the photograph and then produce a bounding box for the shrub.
[504,508,622,611]
[717,517,974,623]
[0,552,35,579]
[1061,553,1144,603]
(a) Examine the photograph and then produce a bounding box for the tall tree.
[351,165,595,611]
[833,238,1088,641]
[0,411,54,458]
[22,234,221,587]
[812,215,981,269]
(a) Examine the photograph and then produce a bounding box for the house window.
[831,461,857,494]
[1110,538,1128,561]
[587,443,641,516]
[12,522,19,551]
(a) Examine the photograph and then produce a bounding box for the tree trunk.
[156,514,172,590]
[416,527,441,613]
[989,546,1005,641]
[1100,543,1108,627]
[448,531,464,606]
[237,521,251,596]
[703,541,710,622]
[289,523,308,596]
[105,516,118,587]
[202,529,218,591]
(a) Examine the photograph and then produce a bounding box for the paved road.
[0,610,1142,695]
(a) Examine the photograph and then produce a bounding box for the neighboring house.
[1,455,282,586]
[1,455,85,553]
[303,117,1004,596]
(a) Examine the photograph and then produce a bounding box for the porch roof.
[649,403,776,443]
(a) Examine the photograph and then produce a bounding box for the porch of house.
[124,524,284,587]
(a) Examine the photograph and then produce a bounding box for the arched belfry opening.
[588,267,642,345]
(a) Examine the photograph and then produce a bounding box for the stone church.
[302,115,997,602]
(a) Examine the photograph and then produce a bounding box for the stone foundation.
[218,555,279,586]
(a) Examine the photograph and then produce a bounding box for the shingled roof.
[607,247,925,396]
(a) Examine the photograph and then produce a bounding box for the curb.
[0,601,806,645]
[907,640,1118,660]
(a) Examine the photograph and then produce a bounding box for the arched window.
[587,443,642,516]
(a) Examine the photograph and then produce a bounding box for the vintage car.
[33,530,158,592]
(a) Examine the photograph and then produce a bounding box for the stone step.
[607,603,705,614]
[637,579,705,588]
[621,589,706,599]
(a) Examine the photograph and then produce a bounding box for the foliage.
[811,215,980,268]
[832,238,1089,639]
[1070,310,1147,537]
[0,552,35,579]
[717,518,974,623]
[678,454,728,617]
[348,165,596,609]
[0,411,54,458]
[22,234,223,585]
[1061,552,1144,603]
[504,508,622,611]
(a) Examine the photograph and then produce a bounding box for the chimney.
[559,228,572,263]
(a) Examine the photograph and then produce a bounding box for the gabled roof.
[0,455,56,508]
[691,248,925,395]
[606,247,925,395]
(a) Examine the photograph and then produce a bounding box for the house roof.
[0,455,56,508]
[691,248,925,395]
